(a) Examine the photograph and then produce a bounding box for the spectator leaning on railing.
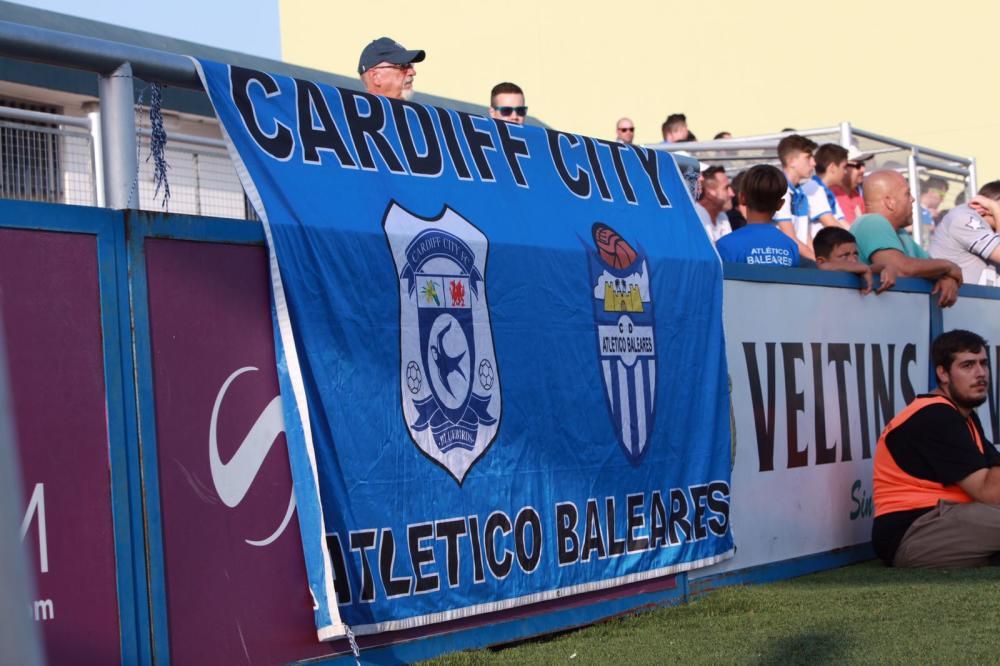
[852,170,962,307]
[717,165,799,267]
[813,226,898,295]
[929,180,1000,287]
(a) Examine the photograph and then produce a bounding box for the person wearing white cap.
[358,37,426,100]
[832,145,873,224]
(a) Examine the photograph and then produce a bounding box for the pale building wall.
[280,0,999,186]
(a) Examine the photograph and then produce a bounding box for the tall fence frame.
[649,123,977,247]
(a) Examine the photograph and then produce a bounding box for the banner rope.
[344,624,361,665]
[131,82,171,209]
[147,83,171,207]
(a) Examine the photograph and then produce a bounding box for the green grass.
[427,562,1000,664]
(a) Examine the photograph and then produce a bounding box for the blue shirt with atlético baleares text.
[716,222,800,267]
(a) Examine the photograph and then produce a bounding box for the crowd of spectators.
[355,38,995,305]
[355,38,999,574]
[654,115,1000,305]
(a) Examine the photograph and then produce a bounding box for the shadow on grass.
[752,630,845,664]
[775,560,1000,590]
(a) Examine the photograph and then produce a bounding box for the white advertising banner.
[941,292,1000,445]
[692,280,930,577]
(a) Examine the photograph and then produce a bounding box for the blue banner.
[196,59,733,638]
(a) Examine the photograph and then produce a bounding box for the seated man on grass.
[873,329,999,568]
[852,170,963,307]
[813,226,897,294]
[716,165,799,267]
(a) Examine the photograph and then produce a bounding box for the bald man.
[616,117,635,144]
[852,170,963,307]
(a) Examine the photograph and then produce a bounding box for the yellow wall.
[280,0,999,184]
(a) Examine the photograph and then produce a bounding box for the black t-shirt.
[872,395,999,564]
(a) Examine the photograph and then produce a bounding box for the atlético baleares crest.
[384,203,501,483]
[587,223,657,461]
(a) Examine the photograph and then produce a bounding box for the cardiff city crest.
[384,203,500,483]
[587,223,657,461]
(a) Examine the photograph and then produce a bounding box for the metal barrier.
[135,130,251,219]
[0,19,979,241]
[8,198,1000,664]
[0,106,96,206]
[0,104,252,218]
[648,121,978,248]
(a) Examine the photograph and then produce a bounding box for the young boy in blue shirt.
[717,164,800,267]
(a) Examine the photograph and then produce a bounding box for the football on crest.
[592,222,638,269]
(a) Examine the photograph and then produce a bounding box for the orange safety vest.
[873,395,983,517]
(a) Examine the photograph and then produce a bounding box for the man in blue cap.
[358,36,426,100]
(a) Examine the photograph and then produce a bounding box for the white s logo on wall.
[209,366,295,547]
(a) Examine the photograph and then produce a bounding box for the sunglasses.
[494,106,528,117]
[618,127,635,132]
[369,63,414,72]
[847,161,866,169]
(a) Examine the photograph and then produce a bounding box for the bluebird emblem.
[384,203,501,483]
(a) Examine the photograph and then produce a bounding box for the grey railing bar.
[852,127,971,165]
[0,106,91,128]
[650,139,782,152]
[137,127,227,149]
[914,156,970,178]
[0,20,202,90]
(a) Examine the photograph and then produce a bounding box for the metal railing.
[135,129,251,218]
[0,104,253,219]
[647,122,977,247]
[1,19,205,211]
[0,106,96,206]
[0,20,981,241]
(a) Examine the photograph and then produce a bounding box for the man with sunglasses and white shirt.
[358,36,425,100]
[489,82,527,125]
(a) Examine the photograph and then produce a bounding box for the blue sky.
[10,0,282,59]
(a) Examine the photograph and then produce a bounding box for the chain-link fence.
[0,103,257,220]
[0,103,96,206]
[136,133,252,219]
